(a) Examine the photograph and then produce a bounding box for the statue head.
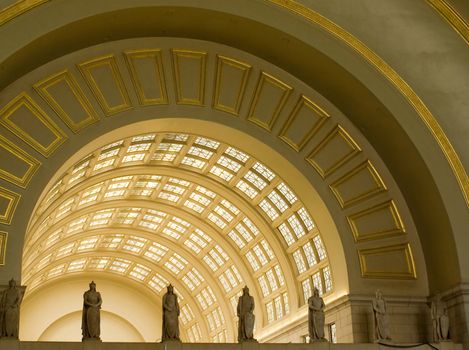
[89,281,96,291]
[168,284,174,293]
[313,287,320,297]
[8,278,16,288]
[243,286,249,295]
[376,289,382,299]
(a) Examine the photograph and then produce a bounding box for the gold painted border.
[347,200,405,242]
[0,0,48,26]
[329,160,387,208]
[358,243,417,279]
[306,125,362,178]
[213,55,251,116]
[124,49,168,106]
[247,71,292,131]
[77,54,132,116]
[426,0,469,45]
[0,187,20,225]
[0,231,7,265]
[279,94,329,152]
[171,49,207,106]
[1,0,467,206]
[34,69,99,133]
[0,93,67,157]
[0,134,40,188]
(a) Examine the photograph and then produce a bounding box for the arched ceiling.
[0,0,466,343]
[22,131,332,341]
[0,0,466,294]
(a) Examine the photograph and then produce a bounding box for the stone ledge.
[0,342,463,350]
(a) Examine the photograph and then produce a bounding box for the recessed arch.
[0,33,447,341]
[38,310,145,342]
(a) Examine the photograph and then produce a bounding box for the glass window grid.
[25,133,334,334]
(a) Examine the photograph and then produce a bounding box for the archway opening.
[20,120,346,342]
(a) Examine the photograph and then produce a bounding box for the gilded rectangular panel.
[171,49,207,105]
[279,95,329,151]
[329,160,386,208]
[124,49,168,105]
[78,55,132,116]
[347,200,405,242]
[247,72,292,131]
[0,93,67,157]
[0,231,6,265]
[358,243,416,279]
[213,55,251,115]
[34,70,99,133]
[306,125,361,178]
[0,134,40,188]
[0,187,20,225]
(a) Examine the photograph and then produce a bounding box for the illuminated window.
[77,237,98,251]
[228,231,245,248]
[323,266,333,292]
[266,269,278,291]
[144,242,168,262]
[288,214,306,239]
[313,235,327,260]
[277,182,297,204]
[235,180,258,199]
[278,223,295,246]
[312,272,323,295]
[246,251,260,271]
[259,199,279,221]
[268,190,289,213]
[274,296,283,319]
[266,302,275,323]
[274,265,285,286]
[258,275,269,297]
[130,264,151,281]
[68,258,86,271]
[109,258,131,273]
[302,279,312,302]
[148,274,169,292]
[303,242,317,267]
[293,250,307,274]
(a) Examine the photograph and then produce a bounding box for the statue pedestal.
[82,338,102,350]
[0,338,19,350]
[161,340,182,350]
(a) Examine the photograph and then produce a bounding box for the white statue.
[237,286,256,342]
[431,293,449,341]
[162,284,180,341]
[372,290,391,342]
[82,281,102,341]
[308,287,326,342]
[0,278,25,339]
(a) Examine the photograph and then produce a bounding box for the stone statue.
[0,278,25,339]
[82,281,102,341]
[431,292,450,341]
[308,287,326,342]
[372,290,391,342]
[162,284,180,341]
[237,286,256,342]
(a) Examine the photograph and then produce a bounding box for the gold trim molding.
[0,0,48,26]
[0,231,7,265]
[358,243,417,279]
[0,187,20,225]
[426,0,469,45]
